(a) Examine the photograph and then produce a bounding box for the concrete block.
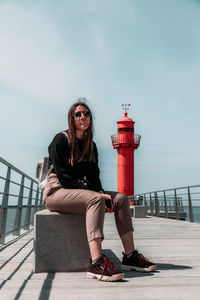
[130,206,146,218]
[33,209,90,273]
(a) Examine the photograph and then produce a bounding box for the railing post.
[143,194,147,214]
[0,167,11,244]
[13,175,24,236]
[187,187,194,222]
[39,190,44,210]
[180,199,183,212]
[150,193,153,216]
[169,198,171,211]
[24,180,33,230]
[33,188,39,221]
[154,192,160,217]
[163,190,168,218]
[174,189,180,220]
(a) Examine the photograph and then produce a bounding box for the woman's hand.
[101,193,111,200]
[101,193,113,213]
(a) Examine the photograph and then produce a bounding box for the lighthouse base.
[130,205,146,218]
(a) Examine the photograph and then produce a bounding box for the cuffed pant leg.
[86,194,105,242]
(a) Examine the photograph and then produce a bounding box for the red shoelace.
[100,257,114,280]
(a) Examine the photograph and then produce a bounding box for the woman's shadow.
[103,249,192,280]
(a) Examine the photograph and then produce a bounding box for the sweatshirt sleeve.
[87,142,104,192]
[48,133,76,188]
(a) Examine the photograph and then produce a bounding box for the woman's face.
[73,105,91,133]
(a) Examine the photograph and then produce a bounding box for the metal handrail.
[132,184,200,223]
[0,157,37,182]
[0,157,44,246]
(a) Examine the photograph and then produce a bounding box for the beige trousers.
[44,174,133,242]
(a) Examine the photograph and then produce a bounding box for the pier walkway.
[1,214,200,300]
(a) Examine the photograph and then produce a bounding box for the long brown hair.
[67,99,96,165]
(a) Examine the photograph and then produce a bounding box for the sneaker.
[87,256,124,282]
[121,250,157,272]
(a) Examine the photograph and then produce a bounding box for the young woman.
[44,99,156,282]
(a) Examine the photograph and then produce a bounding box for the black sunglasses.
[73,111,91,119]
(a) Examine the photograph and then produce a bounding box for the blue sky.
[0,0,200,194]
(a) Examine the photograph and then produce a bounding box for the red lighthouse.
[111,104,141,196]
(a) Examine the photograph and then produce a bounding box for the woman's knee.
[87,193,105,210]
[116,193,129,204]
[112,193,130,211]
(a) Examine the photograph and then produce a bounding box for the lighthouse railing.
[111,134,141,146]
[133,184,200,223]
[0,157,44,248]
